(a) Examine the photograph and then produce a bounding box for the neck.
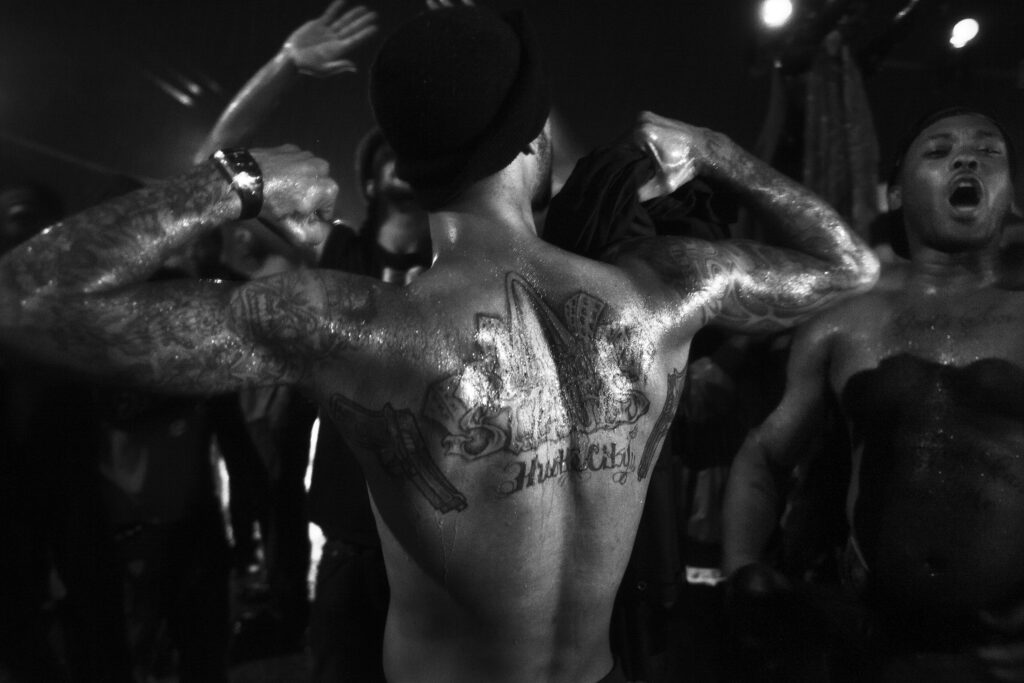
[907,244,1001,290]
[428,171,540,260]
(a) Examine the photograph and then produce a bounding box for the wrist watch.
[210,148,264,220]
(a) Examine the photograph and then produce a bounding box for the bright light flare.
[760,0,794,29]
[950,18,979,49]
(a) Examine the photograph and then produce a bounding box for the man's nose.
[952,154,979,171]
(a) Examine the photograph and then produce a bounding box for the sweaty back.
[307,245,687,681]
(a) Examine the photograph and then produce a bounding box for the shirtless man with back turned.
[0,7,877,682]
[723,108,1024,681]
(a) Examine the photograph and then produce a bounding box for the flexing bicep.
[615,236,871,334]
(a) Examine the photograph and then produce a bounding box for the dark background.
[1,0,1022,225]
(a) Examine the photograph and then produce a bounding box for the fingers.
[319,60,357,77]
[330,6,376,35]
[427,0,474,9]
[321,0,347,23]
[637,110,674,127]
[331,18,378,47]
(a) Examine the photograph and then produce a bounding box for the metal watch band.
[210,148,264,220]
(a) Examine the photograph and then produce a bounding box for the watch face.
[213,150,263,220]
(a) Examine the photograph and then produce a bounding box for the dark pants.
[116,506,231,683]
[308,539,390,683]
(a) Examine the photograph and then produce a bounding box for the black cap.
[370,7,550,210]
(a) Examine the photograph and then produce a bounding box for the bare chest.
[829,291,1024,391]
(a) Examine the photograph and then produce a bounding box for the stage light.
[949,18,979,49]
[760,0,794,29]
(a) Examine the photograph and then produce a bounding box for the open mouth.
[948,177,982,209]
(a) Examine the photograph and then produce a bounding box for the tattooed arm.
[616,112,879,333]
[0,146,341,392]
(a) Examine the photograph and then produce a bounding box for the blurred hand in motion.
[282,0,378,77]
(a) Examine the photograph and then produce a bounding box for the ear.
[888,184,903,212]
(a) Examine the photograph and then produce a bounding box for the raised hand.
[634,111,714,201]
[252,145,339,250]
[282,0,378,77]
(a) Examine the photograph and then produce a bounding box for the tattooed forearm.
[2,163,236,297]
[702,135,876,280]
[36,281,301,393]
[622,236,864,332]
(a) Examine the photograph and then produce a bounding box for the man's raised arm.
[613,111,879,333]
[193,1,377,163]
[0,146,339,392]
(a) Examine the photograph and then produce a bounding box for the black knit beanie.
[369,7,549,210]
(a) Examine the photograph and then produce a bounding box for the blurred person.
[93,379,233,683]
[223,219,319,661]
[0,180,90,683]
[193,3,376,656]
[90,196,242,682]
[0,8,878,682]
[192,4,414,673]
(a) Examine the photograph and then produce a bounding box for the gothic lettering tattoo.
[499,440,639,495]
[638,369,687,480]
[422,273,650,463]
[328,393,468,513]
